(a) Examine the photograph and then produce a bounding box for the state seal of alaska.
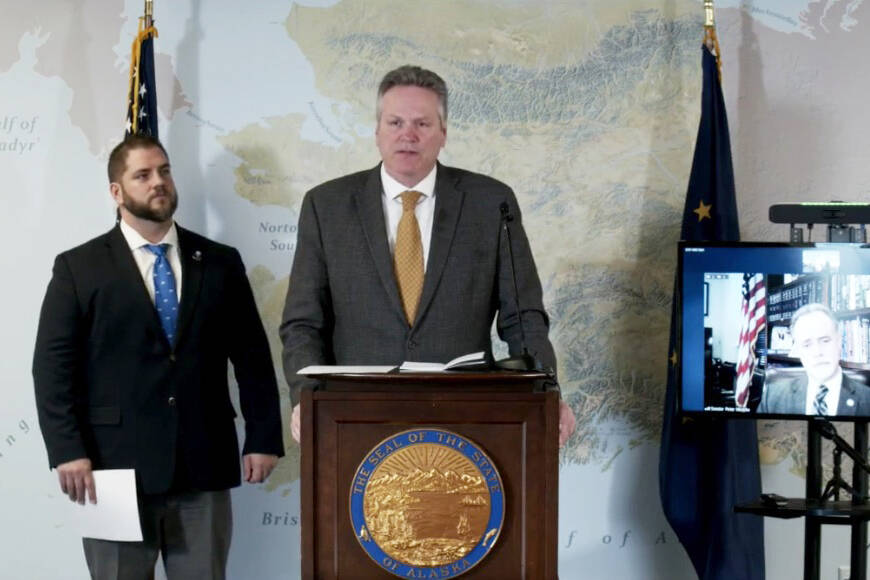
[349,428,505,578]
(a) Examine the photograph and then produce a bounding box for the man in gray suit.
[759,303,870,415]
[280,65,575,445]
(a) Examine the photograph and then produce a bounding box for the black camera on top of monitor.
[770,202,870,242]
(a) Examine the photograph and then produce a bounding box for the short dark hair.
[107,135,168,183]
[376,65,448,123]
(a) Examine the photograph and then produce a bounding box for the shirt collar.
[808,368,843,395]
[119,219,179,251]
[380,163,437,201]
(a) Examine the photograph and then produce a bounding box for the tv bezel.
[677,239,870,422]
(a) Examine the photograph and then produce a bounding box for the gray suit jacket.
[758,372,870,416]
[280,163,555,404]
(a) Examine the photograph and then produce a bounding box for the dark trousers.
[83,489,232,580]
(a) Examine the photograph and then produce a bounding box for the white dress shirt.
[119,219,183,304]
[804,369,843,416]
[381,164,437,271]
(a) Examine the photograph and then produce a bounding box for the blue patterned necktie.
[145,244,178,343]
[814,384,829,415]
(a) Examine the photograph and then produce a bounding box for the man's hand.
[244,453,278,483]
[56,458,96,504]
[290,403,300,443]
[558,399,576,448]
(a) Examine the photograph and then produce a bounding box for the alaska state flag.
[658,44,765,579]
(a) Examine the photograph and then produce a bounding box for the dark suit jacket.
[33,225,284,495]
[280,163,555,404]
[758,372,870,416]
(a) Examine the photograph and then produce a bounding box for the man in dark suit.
[33,135,284,579]
[759,303,870,415]
[280,65,575,445]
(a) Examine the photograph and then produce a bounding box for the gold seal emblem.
[350,429,504,578]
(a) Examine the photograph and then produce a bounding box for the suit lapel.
[790,376,808,413]
[105,225,171,346]
[838,376,858,415]
[174,226,204,347]
[415,164,464,325]
[354,166,406,321]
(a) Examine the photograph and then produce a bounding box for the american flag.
[125,17,158,137]
[735,273,766,407]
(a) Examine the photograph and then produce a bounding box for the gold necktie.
[394,190,424,325]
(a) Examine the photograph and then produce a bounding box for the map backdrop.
[2,1,869,578]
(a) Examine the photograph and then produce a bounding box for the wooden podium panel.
[300,372,559,579]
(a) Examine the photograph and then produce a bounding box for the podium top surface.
[299,370,551,383]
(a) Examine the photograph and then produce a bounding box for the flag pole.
[145,0,153,28]
[703,0,723,80]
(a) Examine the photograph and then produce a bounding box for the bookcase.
[767,272,870,368]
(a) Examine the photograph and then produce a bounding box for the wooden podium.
[300,371,560,579]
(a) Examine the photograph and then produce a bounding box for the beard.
[120,187,178,223]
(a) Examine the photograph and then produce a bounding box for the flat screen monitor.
[679,241,870,420]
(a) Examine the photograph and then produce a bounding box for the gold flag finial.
[704,0,715,28]
[703,0,723,81]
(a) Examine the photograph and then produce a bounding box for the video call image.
[698,269,870,418]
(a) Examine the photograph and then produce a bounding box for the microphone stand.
[815,418,870,503]
[494,202,544,373]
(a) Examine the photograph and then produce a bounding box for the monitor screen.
[679,241,870,420]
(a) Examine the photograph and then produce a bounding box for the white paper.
[399,361,446,371]
[297,365,396,375]
[61,469,142,541]
[400,351,487,372]
[445,351,486,367]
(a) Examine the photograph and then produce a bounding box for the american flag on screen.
[735,273,766,407]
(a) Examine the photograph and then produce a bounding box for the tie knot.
[145,243,170,257]
[400,190,422,212]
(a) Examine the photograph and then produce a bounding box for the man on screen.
[759,303,870,415]
[280,65,575,445]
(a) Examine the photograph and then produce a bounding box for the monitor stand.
[803,419,869,580]
[735,215,870,580]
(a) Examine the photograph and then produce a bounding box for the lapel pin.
[847,398,855,407]
[192,250,202,262]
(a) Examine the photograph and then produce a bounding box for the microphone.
[494,201,545,373]
[815,419,870,476]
